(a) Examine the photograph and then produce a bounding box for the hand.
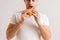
[32,10,41,25]
[21,9,30,22]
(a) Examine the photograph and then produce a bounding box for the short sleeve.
[40,14,50,26]
[9,13,17,24]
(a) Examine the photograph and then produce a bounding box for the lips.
[29,6,33,8]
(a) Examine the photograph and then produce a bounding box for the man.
[6,0,51,40]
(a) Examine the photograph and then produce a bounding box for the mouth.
[29,6,33,8]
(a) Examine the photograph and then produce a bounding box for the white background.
[0,0,59,40]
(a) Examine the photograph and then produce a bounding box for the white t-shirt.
[10,11,50,40]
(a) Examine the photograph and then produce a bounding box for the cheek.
[33,3,36,6]
[25,2,28,5]
[33,1,37,5]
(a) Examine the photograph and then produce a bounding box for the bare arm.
[6,20,24,40]
[35,19,51,40]
[6,9,30,40]
[38,24,51,40]
[32,10,51,40]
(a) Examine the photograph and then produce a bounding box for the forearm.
[11,20,24,34]
[7,20,24,40]
[38,23,51,40]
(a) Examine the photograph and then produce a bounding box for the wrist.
[20,19,24,23]
[37,21,42,27]
[18,19,24,25]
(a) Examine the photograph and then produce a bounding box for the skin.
[6,0,51,40]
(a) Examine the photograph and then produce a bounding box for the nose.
[29,0,33,5]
